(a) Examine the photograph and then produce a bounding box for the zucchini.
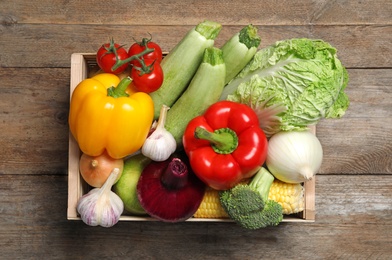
[221,24,261,85]
[165,47,226,148]
[150,20,222,119]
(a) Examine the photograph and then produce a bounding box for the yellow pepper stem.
[107,77,132,98]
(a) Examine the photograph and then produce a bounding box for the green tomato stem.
[132,59,156,76]
[194,127,238,154]
[111,39,155,71]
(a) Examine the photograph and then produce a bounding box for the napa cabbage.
[220,38,349,137]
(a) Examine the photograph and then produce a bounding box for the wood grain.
[0,174,391,259]
[1,0,391,258]
[1,24,391,68]
[0,68,69,175]
[1,0,391,25]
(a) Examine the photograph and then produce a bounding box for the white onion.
[266,130,323,183]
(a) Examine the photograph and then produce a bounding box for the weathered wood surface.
[0,0,391,259]
[1,24,392,68]
[1,174,391,259]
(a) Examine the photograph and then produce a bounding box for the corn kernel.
[194,187,228,218]
[268,179,304,215]
[194,179,305,219]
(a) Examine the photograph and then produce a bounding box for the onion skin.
[79,151,124,188]
[137,153,205,222]
[266,131,323,184]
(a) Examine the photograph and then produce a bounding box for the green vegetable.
[165,47,226,148]
[113,154,151,215]
[149,20,222,119]
[221,24,261,85]
[220,38,350,137]
[219,167,283,230]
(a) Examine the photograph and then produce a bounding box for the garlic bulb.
[77,168,124,227]
[266,130,323,183]
[142,105,176,161]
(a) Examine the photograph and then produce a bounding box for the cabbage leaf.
[220,38,349,137]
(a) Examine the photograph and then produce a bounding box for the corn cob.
[193,180,304,218]
[268,179,305,215]
[194,187,228,218]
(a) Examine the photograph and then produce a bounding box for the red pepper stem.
[194,127,238,154]
[161,158,188,190]
[107,77,131,98]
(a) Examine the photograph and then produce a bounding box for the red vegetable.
[137,153,205,222]
[130,59,164,93]
[183,100,268,190]
[128,38,163,66]
[96,39,129,74]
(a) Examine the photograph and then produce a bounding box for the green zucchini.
[221,24,261,85]
[165,47,226,148]
[150,20,222,119]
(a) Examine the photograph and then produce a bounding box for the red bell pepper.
[182,100,268,190]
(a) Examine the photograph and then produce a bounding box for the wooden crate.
[67,53,316,223]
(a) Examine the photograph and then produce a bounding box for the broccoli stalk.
[219,167,283,230]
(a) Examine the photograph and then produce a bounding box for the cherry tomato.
[131,59,164,93]
[96,41,129,74]
[128,40,163,66]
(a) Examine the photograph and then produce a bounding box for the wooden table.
[1,1,391,259]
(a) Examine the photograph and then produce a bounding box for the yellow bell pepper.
[69,73,154,159]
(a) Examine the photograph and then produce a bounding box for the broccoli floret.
[219,167,283,230]
[219,184,265,216]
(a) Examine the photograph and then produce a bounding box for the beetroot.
[137,153,205,222]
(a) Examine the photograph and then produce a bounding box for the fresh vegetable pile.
[69,20,349,229]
